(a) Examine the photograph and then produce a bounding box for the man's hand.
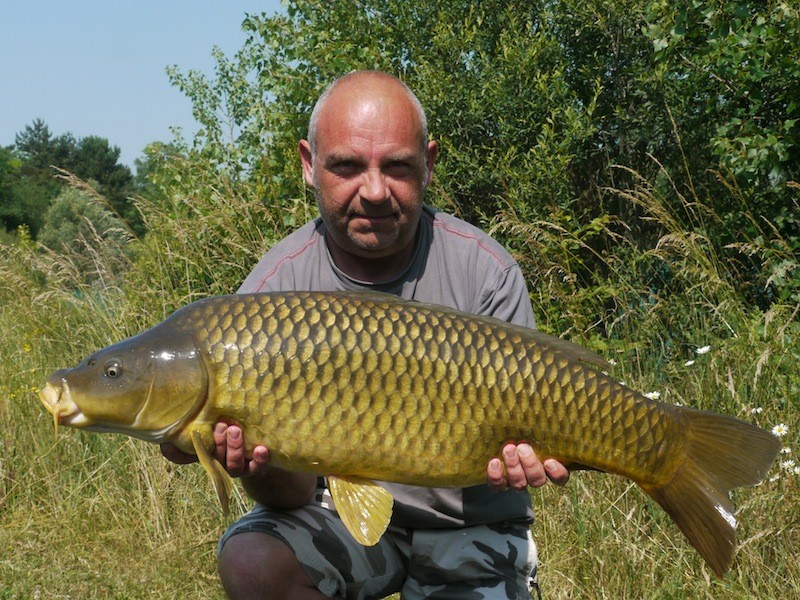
[486,443,569,491]
[159,423,270,477]
[212,422,271,478]
[160,422,316,509]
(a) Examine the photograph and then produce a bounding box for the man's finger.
[247,445,271,476]
[224,425,246,476]
[213,422,228,463]
[516,443,547,488]
[502,444,532,491]
[487,457,507,490]
[544,458,570,486]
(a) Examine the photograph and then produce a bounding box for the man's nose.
[359,169,389,203]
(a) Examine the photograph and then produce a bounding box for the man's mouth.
[349,212,398,229]
[351,211,396,219]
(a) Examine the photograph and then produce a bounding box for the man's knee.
[218,531,326,599]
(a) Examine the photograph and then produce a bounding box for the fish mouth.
[38,381,90,435]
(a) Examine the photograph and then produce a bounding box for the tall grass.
[1,163,797,598]
[494,160,800,597]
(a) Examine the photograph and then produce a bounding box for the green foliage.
[15,118,75,172]
[0,147,15,207]
[160,0,797,300]
[117,143,315,324]
[2,119,141,238]
[70,135,139,231]
[162,1,601,225]
[1,132,60,234]
[409,2,599,223]
[37,185,132,282]
[644,1,800,245]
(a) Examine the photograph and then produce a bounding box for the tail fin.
[641,408,780,577]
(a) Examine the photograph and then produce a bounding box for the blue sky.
[1,1,284,169]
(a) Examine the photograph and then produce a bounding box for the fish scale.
[39,290,780,577]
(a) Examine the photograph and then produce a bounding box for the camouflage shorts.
[218,488,538,599]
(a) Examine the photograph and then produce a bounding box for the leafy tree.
[71,136,139,232]
[4,179,54,236]
[165,1,598,224]
[14,119,74,172]
[645,1,799,183]
[639,0,800,304]
[37,186,131,279]
[3,120,141,237]
[11,120,67,222]
[132,143,176,205]
[0,144,53,235]
[0,147,15,219]
[159,0,798,311]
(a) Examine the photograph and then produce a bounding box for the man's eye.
[385,161,413,177]
[330,161,360,175]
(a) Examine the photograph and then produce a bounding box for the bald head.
[296,70,438,280]
[307,71,429,156]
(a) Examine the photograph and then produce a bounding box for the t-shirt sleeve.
[235,220,324,294]
[477,264,536,330]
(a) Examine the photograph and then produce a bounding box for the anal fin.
[328,475,393,546]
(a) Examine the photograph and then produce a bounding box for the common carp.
[38,291,779,577]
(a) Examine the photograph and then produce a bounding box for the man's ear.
[425,140,439,186]
[298,140,315,187]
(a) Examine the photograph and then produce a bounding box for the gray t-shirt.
[238,205,536,528]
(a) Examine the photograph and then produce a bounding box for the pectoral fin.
[191,428,233,515]
[327,475,393,546]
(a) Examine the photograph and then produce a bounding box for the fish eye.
[103,361,122,378]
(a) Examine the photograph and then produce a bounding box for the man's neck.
[326,236,417,284]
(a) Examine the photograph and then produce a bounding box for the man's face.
[299,85,437,263]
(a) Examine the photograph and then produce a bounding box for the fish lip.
[38,381,85,425]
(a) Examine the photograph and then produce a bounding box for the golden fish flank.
[38,291,780,577]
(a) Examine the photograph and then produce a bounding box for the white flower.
[794,466,800,476]
[772,423,789,437]
[750,407,764,414]
[782,460,796,471]
[781,447,792,454]
[643,391,661,400]
[608,358,617,366]
[769,474,780,482]
[696,345,711,355]
[684,359,696,367]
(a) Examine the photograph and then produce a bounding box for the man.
[163,70,569,599]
